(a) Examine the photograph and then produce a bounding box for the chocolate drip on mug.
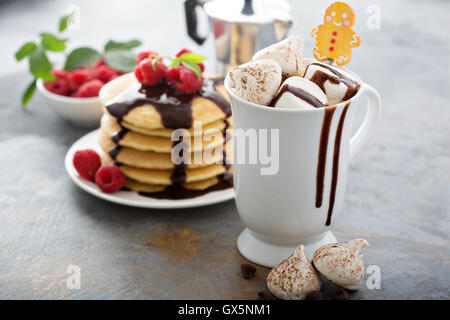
[269,84,326,108]
[326,102,350,226]
[316,106,336,208]
[305,62,360,102]
[105,78,231,129]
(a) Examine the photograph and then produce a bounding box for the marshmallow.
[252,35,305,77]
[267,245,321,300]
[303,61,360,105]
[271,76,327,109]
[228,59,282,106]
[312,239,369,290]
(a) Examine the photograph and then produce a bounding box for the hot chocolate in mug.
[225,69,381,267]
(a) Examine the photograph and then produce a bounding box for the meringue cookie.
[267,245,321,300]
[252,35,305,77]
[228,59,282,105]
[312,239,369,290]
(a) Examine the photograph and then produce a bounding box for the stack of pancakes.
[98,73,233,194]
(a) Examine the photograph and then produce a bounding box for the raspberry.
[166,66,203,94]
[134,57,167,86]
[92,65,118,83]
[92,59,106,69]
[136,51,157,65]
[51,69,68,79]
[95,165,125,193]
[67,69,92,92]
[175,48,205,72]
[44,78,70,96]
[73,149,101,181]
[73,79,104,98]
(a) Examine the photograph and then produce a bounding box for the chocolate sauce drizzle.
[305,62,360,103]
[315,106,336,208]
[325,102,350,226]
[269,84,325,108]
[105,78,231,129]
[107,77,233,199]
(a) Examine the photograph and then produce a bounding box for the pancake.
[99,73,231,130]
[98,135,233,170]
[120,116,232,138]
[99,116,227,153]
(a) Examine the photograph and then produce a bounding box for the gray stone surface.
[0,0,449,299]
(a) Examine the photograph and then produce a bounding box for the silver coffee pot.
[184,0,293,75]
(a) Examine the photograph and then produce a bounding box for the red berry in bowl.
[44,78,70,96]
[67,69,92,92]
[166,66,203,94]
[92,59,106,69]
[134,57,167,86]
[175,48,205,72]
[95,165,125,193]
[92,65,118,83]
[51,69,68,79]
[73,149,101,181]
[73,79,104,98]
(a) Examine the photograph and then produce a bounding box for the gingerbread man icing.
[311,2,361,66]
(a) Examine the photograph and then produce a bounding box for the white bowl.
[36,78,103,128]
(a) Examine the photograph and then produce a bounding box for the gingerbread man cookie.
[311,2,361,66]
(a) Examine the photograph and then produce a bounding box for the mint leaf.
[179,52,206,64]
[15,42,37,61]
[40,33,66,52]
[104,39,142,52]
[64,47,101,70]
[59,12,74,32]
[29,46,55,81]
[104,49,136,72]
[22,79,37,106]
[181,61,202,81]
[170,58,181,68]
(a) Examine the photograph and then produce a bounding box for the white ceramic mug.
[225,70,381,267]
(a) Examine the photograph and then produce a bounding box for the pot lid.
[204,0,292,24]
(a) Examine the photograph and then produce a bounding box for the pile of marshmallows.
[228,35,359,108]
[267,239,369,300]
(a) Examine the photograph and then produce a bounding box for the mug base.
[237,228,337,268]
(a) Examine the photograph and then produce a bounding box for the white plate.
[65,129,234,209]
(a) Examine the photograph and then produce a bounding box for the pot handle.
[349,83,382,162]
[184,0,207,45]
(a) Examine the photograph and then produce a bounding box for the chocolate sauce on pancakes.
[105,78,231,129]
[305,62,360,102]
[138,174,233,199]
[269,84,326,108]
[107,77,233,199]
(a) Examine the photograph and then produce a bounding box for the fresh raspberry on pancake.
[175,48,205,72]
[134,55,167,86]
[166,65,203,94]
[73,149,101,181]
[95,165,125,193]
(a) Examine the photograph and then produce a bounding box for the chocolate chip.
[332,287,349,300]
[257,291,275,300]
[241,263,256,279]
[305,290,324,300]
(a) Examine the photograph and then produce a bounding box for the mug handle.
[184,0,207,45]
[349,83,382,162]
